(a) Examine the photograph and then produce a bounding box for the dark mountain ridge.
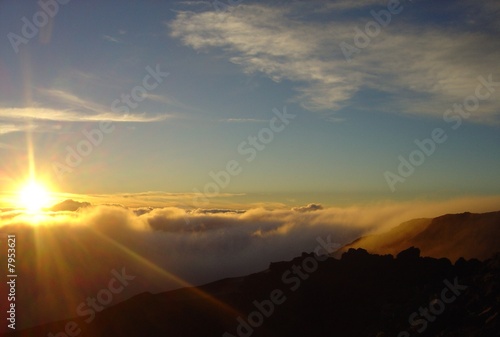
[3,247,499,337]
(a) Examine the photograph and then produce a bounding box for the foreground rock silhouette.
[3,247,499,337]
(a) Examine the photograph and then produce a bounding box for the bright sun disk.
[18,181,53,212]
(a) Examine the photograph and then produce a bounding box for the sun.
[17,181,53,213]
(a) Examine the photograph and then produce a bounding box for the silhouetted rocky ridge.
[3,247,499,337]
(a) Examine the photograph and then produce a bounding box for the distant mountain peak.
[49,199,91,212]
[336,210,500,261]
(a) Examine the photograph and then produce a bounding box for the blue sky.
[0,0,499,208]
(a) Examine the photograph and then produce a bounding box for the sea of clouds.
[1,196,500,330]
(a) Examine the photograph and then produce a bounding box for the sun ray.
[88,227,243,318]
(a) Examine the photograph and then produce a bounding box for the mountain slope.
[336,211,500,261]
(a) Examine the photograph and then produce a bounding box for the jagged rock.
[4,247,498,337]
[397,246,421,261]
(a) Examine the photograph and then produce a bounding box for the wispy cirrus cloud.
[0,107,169,140]
[0,122,65,137]
[169,2,500,124]
[0,107,170,123]
[218,118,268,123]
[0,123,36,135]
[0,87,172,136]
[102,34,121,43]
[319,0,388,11]
[39,88,109,113]
[142,93,203,113]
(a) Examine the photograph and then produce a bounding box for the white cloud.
[0,107,169,123]
[169,3,500,123]
[0,122,64,136]
[0,88,172,139]
[102,34,121,43]
[0,123,36,135]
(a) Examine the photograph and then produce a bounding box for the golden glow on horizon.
[17,180,53,213]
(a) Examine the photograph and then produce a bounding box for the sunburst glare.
[17,180,53,213]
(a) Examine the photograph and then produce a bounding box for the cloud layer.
[2,196,500,329]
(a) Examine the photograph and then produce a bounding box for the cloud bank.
[2,195,500,329]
